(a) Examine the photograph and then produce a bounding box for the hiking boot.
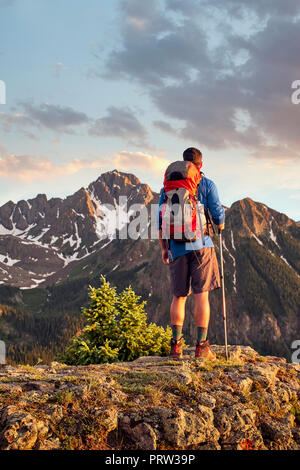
[195,340,216,361]
[170,337,183,360]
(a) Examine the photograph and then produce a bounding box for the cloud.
[120,0,174,37]
[0,101,89,136]
[0,150,169,182]
[0,154,104,182]
[20,101,89,133]
[103,0,210,87]
[0,112,35,131]
[1,102,149,148]
[165,0,202,16]
[152,120,178,135]
[0,111,40,140]
[200,0,300,20]
[101,0,300,160]
[112,150,169,174]
[88,106,148,146]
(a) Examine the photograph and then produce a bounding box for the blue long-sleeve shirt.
[158,175,225,260]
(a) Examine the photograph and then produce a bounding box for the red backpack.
[161,161,206,242]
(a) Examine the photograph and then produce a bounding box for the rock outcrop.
[0,170,158,289]
[0,346,299,450]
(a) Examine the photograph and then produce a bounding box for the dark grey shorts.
[169,248,221,297]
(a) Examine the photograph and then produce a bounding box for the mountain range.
[0,170,156,289]
[0,170,299,363]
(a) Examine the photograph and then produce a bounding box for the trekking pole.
[218,229,229,360]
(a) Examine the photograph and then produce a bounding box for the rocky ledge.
[0,346,299,451]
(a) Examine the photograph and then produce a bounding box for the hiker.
[158,147,225,360]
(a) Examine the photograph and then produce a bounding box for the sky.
[1,0,300,220]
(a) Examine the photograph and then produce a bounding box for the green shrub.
[60,276,172,365]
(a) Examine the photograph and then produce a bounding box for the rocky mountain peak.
[89,170,142,198]
[226,197,293,239]
[102,169,142,186]
[64,188,95,218]
[0,169,160,288]
[88,170,156,207]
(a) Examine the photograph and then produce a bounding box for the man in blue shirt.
[158,148,225,360]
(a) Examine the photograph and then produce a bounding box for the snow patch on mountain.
[0,223,27,237]
[231,230,236,251]
[0,254,20,266]
[269,222,280,248]
[87,188,131,240]
[252,234,263,246]
[280,255,293,269]
[31,227,51,242]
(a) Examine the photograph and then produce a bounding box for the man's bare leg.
[170,295,186,343]
[170,295,187,326]
[169,295,186,358]
[194,291,210,328]
[194,291,210,344]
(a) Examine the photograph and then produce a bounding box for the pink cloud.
[0,151,169,182]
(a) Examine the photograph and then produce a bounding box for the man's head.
[183,147,202,168]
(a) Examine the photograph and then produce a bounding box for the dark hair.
[183,147,202,166]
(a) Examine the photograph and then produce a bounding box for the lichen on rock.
[0,345,299,450]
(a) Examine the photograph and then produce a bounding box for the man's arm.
[207,180,225,230]
[159,229,169,264]
[157,188,169,264]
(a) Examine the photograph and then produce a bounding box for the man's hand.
[161,248,169,265]
[159,230,169,264]
[218,222,225,231]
